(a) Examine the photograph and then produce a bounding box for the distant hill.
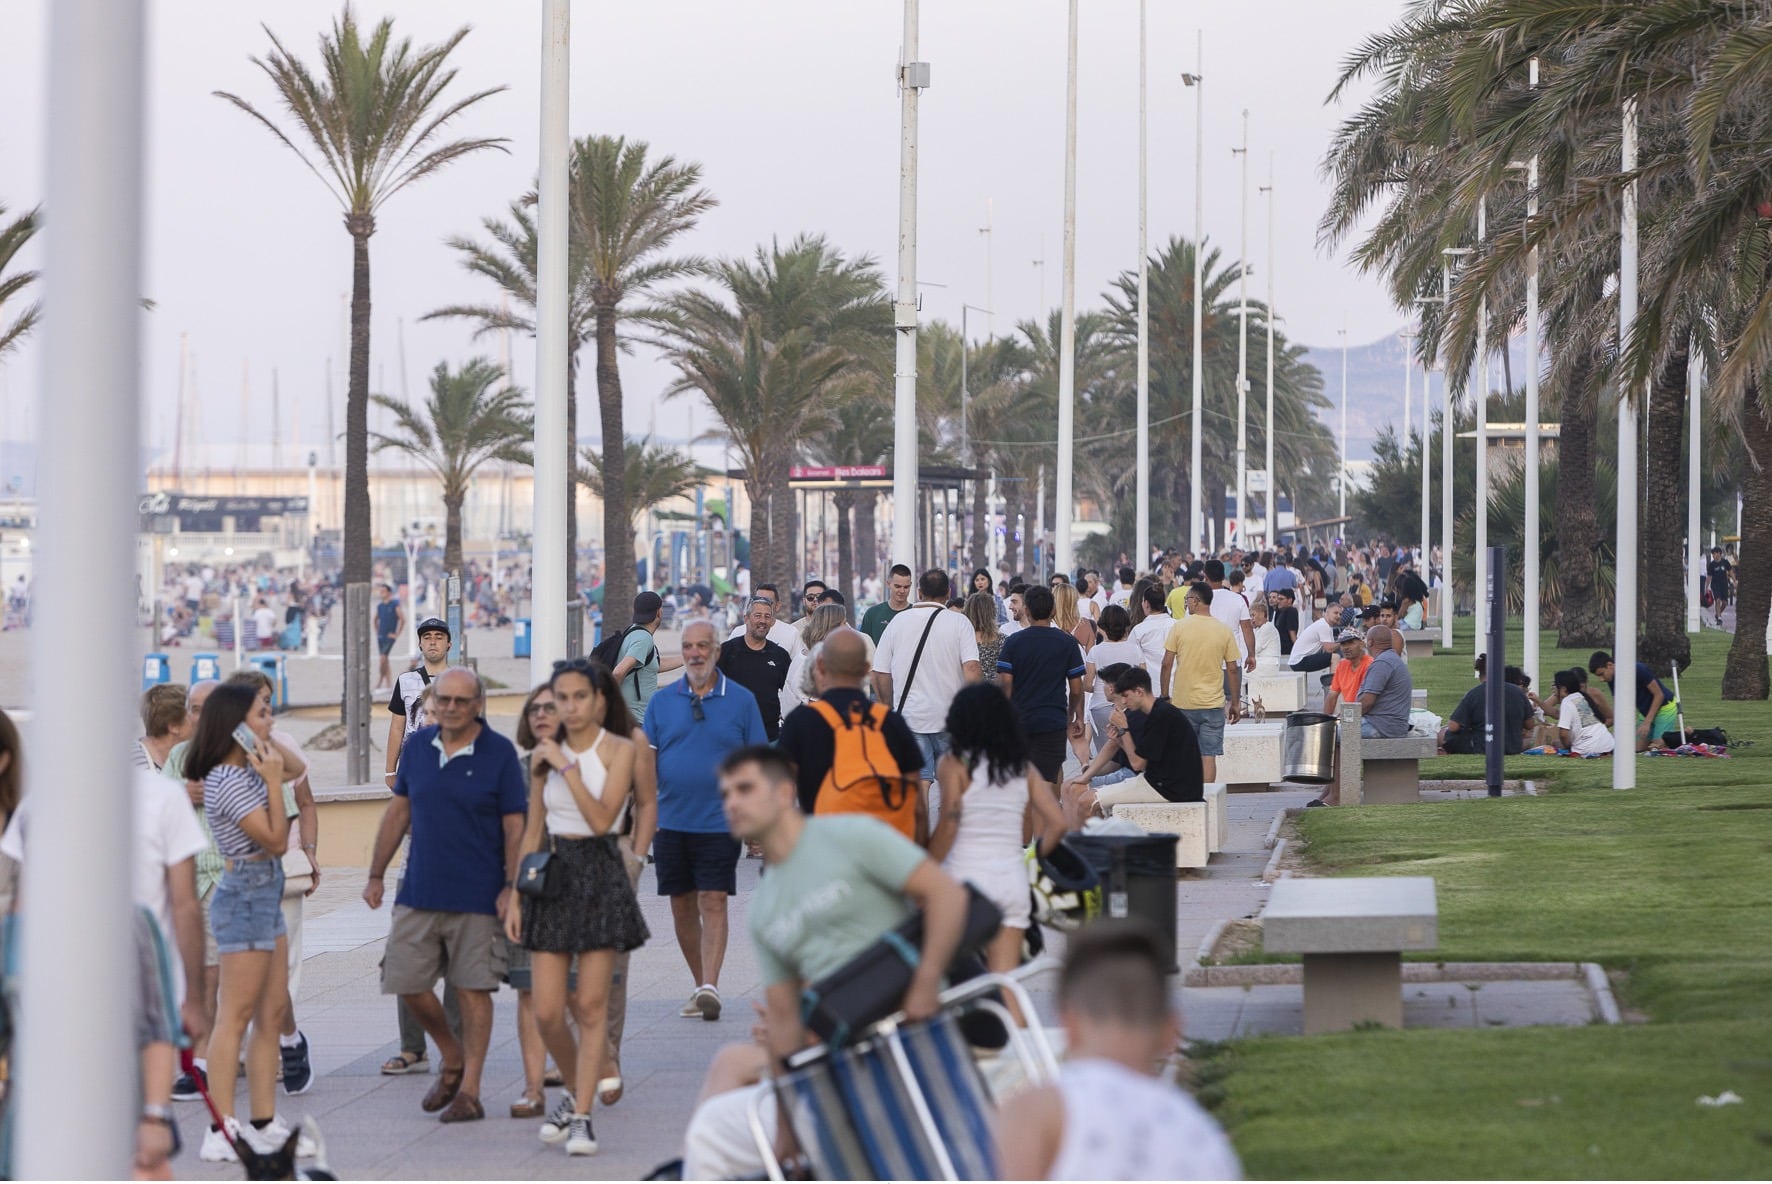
[1299,330,1535,462]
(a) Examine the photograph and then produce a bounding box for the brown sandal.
[422,1064,464,1113]
[438,1091,484,1124]
[510,1092,546,1119]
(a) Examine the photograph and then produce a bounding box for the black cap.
[1358,604,1381,619]
[416,616,451,640]
[632,591,663,625]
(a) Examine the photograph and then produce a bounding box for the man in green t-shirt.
[610,591,683,717]
[859,563,914,644]
[680,746,970,1179]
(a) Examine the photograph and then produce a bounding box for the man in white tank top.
[994,922,1242,1181]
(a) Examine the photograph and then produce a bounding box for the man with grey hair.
[645,620,767,1024]
[364,667,527,1123]
[718,597,792,740]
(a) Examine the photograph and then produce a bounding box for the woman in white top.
[509,658,650,1157]
[930,684,1066,1022]
[1083,605,1144,755]
[1249,599,1283,669]
[1553,668,1615,756]
[1128,585,1173,690]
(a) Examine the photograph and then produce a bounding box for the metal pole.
[1523,57,1543,687]
[20,0,142,1173]
[1055,0,1080,577]
[980,198,994,337]
[1135,0,1150,570]
[1615,97,1640,789]
[1687,336,1703,632]
[1186,38,1205,554]
[892,0,925,575]
[1261,153,1275,546]
[1339,328,1349,521]
[960,304,969,460]
[1401,330,1414,455]
[1484,546,1506,796]
[1234,110,1250,553]
[1475,199,1490,658]
[1440,260,1456,649]
[531,0,569,685]
[1420,366,1432,579]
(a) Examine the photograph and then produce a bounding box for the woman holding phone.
[181,682,313,1163]
[509,658,649,1157]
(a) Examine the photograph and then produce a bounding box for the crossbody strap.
[896,606,945,715]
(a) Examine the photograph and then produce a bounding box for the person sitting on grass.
[1438,654,1529,756]
[1588,651,1678,752]
[993,921,1242,1181]
[1554,668,1616,756]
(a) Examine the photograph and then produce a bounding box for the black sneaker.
[280,1031,314,1095]
[173,1064,207,1102]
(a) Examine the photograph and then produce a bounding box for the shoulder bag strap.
[896,606,945,715]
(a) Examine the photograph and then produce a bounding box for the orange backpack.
[809,698,922,841]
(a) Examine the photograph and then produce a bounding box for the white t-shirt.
[253,605,277,639]
[1208,587,1251,660]
[1252,620,1282,667]
[1290,615,1339,666]
[1,771,207,993]
[729,619,806,661]
[1085,638,1146,707]
[182,575,204,602]
[872,602,981,733]
[1130,614,1173,686]
[1557,693,1615,756]
[1109,583,1135,608]
[1247,563,1267,593]
[1050,1058,1243,1181]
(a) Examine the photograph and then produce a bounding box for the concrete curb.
[1260,839,1287,883]
[1581,961,1623,1024]
[1194,919,1231,970]
[1185,959,1596,989]
[1264,807,1300,850]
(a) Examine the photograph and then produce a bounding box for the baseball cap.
[632,591,663,625]
[416,616,451,640]
[1336,627,1366,643]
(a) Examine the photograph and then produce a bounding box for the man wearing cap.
[611,591,683,719]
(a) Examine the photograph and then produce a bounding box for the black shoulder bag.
[515,833,560,900]
[895,606,946,714]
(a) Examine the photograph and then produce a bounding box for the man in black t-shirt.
[1061,666,1204,826]
[996,586,1087,783]
[1707,546,1734,626]
[775,629,924,815]
[1269,588,1300,655]
[717,598,792,740]
[1439,653,1530,755]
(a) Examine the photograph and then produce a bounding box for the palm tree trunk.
[855,491,879,590]
[1639,332,1691,674]
[443,490,465,574]
[767,460,795,590]
[594,306,636,632]
[833,489,856,604]
[1722,378,1772,700]
[745,472,772,592]
[1558,348,1609,648]
[969,452,990,573]
[344,221,373,585]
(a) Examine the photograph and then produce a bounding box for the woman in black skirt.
[506,657,649,1157]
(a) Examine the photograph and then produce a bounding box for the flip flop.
[597,1073,623,1106]
[510,1093,546,1119]
[381,1051,428,1076]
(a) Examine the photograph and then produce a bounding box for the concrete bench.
[1110,801,1209,868]
[1246,668,1308,714]
[1401,633,1436,660]
[1218,719,1286,792]
[1203,783,1227,853]
[1263,876,1439,1033]
[1335,704,1437,805]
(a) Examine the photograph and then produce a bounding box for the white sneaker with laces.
[679,992,702,1018]
[254,1115,318,1159]
[565,1113,598,1157]
[694,984,722,1022]
[199,1119,241,1163]
[538,1091,577,1144]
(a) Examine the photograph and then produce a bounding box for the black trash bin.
[1067,832,1179,973]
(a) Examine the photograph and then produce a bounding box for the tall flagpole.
[892,0,926,574]
[1134,0,1150,569]
[1054,0,1080,576]
[531,0,569,682]
[1614,97,1640,789]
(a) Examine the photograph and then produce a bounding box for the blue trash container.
[247,652,288,708]
[514,618,532,658]
[141,653,170,691]
[191,652,221,684]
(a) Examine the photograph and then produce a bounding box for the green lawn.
[1211,625,1772,1179]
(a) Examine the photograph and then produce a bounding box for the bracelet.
[302,843,317,852]
[141,1103,173,1123]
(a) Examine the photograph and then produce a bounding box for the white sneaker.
[693,984,722,1022]
[564,1113,598,1157]
[538,1091,577,1145]
[679,992,702,1018]
[252,1115,317,1159]
[199,1120,241,1163]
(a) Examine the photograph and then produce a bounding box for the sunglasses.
[526,702,557,716]
[691,696,706,722]
[552,656,602,677]
[433,694,476,708]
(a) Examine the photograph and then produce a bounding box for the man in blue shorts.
[375,583,404,692]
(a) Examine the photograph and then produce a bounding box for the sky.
[0,0,1411,473]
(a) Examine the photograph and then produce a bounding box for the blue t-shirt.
[393,722,528,916]
[996,624,1086,734]
[643,673,768,833]
[1613,661,1674,718]
[375,598,401,640]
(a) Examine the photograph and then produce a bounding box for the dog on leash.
[233,1118,336,1181]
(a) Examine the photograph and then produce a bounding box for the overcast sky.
[0,0,1409,469]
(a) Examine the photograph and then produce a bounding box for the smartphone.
[232,723,261,759]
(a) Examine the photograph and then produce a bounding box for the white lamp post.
[1054,0,1080,577]
[892,0,927,577]
[1523,56,1543,686]
[1183,40,1205,554]
[1687,337,1704,633]
[1260,153,1276,547]
[1233,110,1250,553]
[1615,99,1640,788]
[531,0,569,682]
[1135,0,1150,570]
[1439,246,1472,650]
[1338,328,1350,521]
[1474,199,1490,658]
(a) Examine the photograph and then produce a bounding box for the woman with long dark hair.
[929,683,1066,1012]
[182,683,311,1162]
[506,682,560,1119]
[970,567,1007,624]
[509,658,649,1158]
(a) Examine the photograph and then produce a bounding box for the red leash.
[180,1047,241,1157]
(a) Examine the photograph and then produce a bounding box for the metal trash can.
[1068,832,1180,972]
[513,618,531,658]
[1283,711,1337,784]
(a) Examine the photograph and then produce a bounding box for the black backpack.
[590,623,655,691]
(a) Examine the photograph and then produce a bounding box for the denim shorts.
[912,731,951,781]
[1180,706,1226,756]
[209,859,287,955]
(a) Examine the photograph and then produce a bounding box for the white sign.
[1248,469,1269,492]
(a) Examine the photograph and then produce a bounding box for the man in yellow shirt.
[1158,582,1241,782]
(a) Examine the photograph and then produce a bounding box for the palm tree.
[568,136,716,630]
[662,235,890,585]
[371,358,532,573]
[579,435,710,536]
[215,5,506,697]
[809,386,896,603]
[0,204,40,359]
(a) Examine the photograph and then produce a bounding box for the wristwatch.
[141,1103,174,1124]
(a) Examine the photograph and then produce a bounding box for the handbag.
[515,835,561,900]
[800,882,1003,1046]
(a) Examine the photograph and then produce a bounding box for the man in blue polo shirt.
[643,620,767,1025]
[364,667,526,1124]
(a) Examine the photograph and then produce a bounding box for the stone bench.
[1401,633,1436,660]
[1219,719,1287,793]
[1110,801,1209,868]
[1263,876,1439,1033]
[1335,704,1437,805]
[1203,783,1227,853]
[1246,668,1309,714]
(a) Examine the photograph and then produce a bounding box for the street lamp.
[1054,0,1080,577]
[1440,246,1473,649]
[1135,0,1150,569]
[1183,40,1205,554]
[892,0,928,577]
[1259,153,1276,546]
[1233,110,1250,553]
[960,302,992,570]
[532,0,570,683]
[1338,327,1349,521]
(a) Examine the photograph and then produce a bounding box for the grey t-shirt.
[1357,650,1413,738]
[616,625,659,717]
[749,815,925,987]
